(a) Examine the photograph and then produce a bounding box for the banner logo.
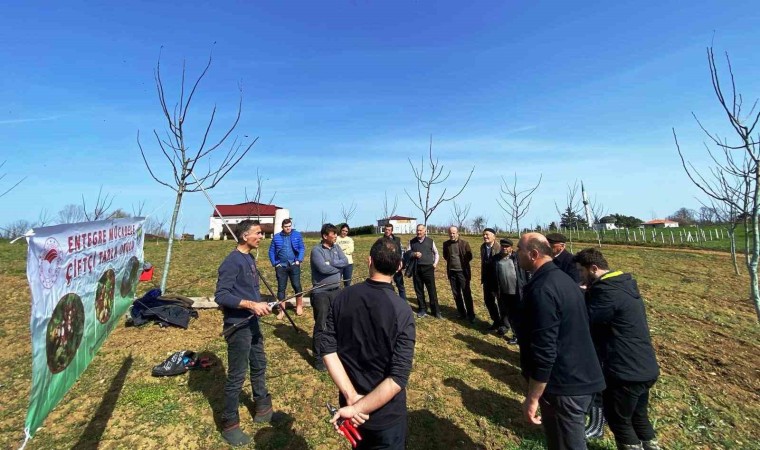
[39,238,62,289]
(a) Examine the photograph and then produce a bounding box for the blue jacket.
[268,230,306,266]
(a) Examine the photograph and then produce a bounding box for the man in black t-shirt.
[321,239,416,450]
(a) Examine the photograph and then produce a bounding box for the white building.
[642,219,679,229]
[376,215,418,235]
[208,202,287,240]
[594,215,618,231]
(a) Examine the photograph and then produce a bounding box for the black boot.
[642,440,662,450]
[221,422,251,447]
[253,394,274,423]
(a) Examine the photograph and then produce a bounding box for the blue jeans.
[341,264,354,287]
[275,264,303,300]
[221,320,268,426]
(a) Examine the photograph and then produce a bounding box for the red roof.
[213,202,282,217]
[644,219,678,225]
[382,215,417,221]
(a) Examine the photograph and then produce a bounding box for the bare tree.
[555,180,584,229]
[138,51,257,293]
[497,173,542,234]
[0,219,33,239]
[37,209,53,227]
[244,169,277,221]
[81,186,114,221]
[471,215,488,234]
[57,204,85,224]
[132,200,146,217]
[0,160,26,199]
[380,191,398,221]
[673,46,760,321]
[405,136,474,226]
[340,202,357,224]
[450,201,472,232]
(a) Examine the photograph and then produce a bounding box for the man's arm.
[523,378,547,425]
[293,231,306,262]
[268,237,277,267]
[529,288,561,383]
[432,241,440,267]
[331,245,350,269]
[311,247,341,275]
[463,241,473,264]
[215,260,271,315]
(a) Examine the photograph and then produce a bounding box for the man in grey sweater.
[495,238,525,345]
[310,223,349,371]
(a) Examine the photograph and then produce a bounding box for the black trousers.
[221,321,268,427]
[499,293,521,335]
[540,393,593,450]
[392,271,406,301]
[483,281,501,325]
[311,289,340,357]
[356,418,407,450]
[603,379,657,445]
[413,264,438,315]
[448,271,474,319]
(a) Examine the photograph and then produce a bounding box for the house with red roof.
[208,202,288,239]
[376,215,418,234]
[642,219,679,228]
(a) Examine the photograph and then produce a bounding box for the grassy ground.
[0,235,758,449]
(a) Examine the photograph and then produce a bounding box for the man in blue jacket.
[215,220,276,446]
[574,248,661,450]
[517,232,605,450]
[268,218,306,317]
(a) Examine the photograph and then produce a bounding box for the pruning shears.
[327,402,362,448]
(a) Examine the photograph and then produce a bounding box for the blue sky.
[2,0,760,236]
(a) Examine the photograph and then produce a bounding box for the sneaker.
[496,326,508,336]
[221,425,251,446]
[642,440,662,450]
[506,336,519,345]
[416,311,428,319]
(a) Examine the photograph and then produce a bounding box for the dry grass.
[0,235,758,449]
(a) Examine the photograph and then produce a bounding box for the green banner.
[23,218,145,441]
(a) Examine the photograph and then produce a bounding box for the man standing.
[409,224,440,318]
[495,238,524,344]
[310,223,349,371]
[382,223,406,301]
[336,223,355,287]
[545,233,581,283]
[574,248,662,450]
[480,228,503,333]
[517,233,605,450]
[268,218,306,317]
[215,220,276,446]
[321,238,416,449]
[443,226,475,322]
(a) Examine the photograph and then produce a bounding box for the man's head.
[448,226,459,241]
[339,223,350,237]
[383,223,393,238]
[321,223,338,245]
[517,232,553,271]
[483,228,496,245]
[416,224,426,239]
[500,238,513,255]
[236,219,263,248]
[281,218,293,235]
[573,248,611,286]
[545,233,567,257]
[369,238,402,276]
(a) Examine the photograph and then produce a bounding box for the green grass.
[0,235,758,449]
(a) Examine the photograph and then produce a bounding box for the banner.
[23,217,145,439]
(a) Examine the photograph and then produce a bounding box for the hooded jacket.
[586,271,660,383]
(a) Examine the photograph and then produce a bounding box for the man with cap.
[545,233,581,283]
[495,238,527,344]
[480,228,504,333]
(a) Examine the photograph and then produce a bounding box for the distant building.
[376,215,417,234]
[208,202,287,240]
[642,219,679,229]
[594,215,618,231]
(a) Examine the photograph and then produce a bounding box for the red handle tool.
[327,402,362,448]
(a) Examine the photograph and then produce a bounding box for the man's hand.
[347,393,364,406]
[522,397,542,425]
[414,252,422,259]
[331,405,369,429]
[241,300,272,317]
[295,261,300,266]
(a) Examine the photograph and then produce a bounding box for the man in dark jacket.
[480,228,503,332]
[215,220,276,446]
[382,223,406,301]
[517,232,605,450]
[321,238,416,449]
[574,248,661,450]
[495,238,525,344]
[443,226,475,322]
[546,233,580,283]
[409,224,440,318]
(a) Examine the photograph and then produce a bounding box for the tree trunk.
[728,227,739,276]
[750,173,760,323]
[160,187,184,293]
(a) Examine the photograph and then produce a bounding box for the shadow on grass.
[437,303,492,330]
[407,409,487,449]
[252,412,309,450]
[74,355,133,450]
[187,352,226,431]
[443,377,526,432]
[470,358,524,393]
[272,323,316,368]
[454,332,517,361]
